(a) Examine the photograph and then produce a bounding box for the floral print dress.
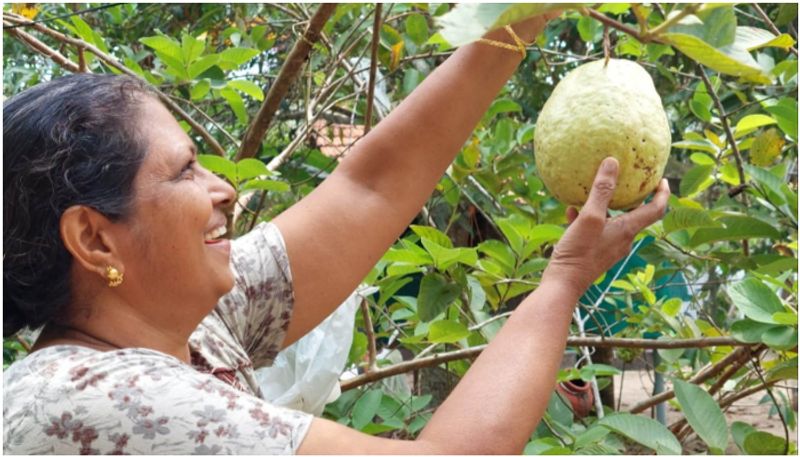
[3,223,314,454]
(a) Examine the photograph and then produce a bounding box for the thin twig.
[697,65,750,256]
[15,335,32,353]
[169,95,240,148]
[237,3,337,161]
[750,357,790,454]
[363,3,382,134]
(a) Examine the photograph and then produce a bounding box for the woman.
[3,13,669,454]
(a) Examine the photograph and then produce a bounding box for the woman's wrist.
[540,267,589,302]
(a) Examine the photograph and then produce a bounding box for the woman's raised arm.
[274,14,557,347]
[295,159,670,454]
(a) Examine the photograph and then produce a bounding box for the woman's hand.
[542,157,670,294]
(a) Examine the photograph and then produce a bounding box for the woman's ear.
[60,205,123,279]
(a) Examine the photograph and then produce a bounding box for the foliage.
[3,3,797,454]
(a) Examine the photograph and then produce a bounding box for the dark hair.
[4,73,155,337]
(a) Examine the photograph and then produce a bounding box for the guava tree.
[3,3,797,454]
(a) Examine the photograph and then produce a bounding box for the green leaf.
[577,15,602,43]
[661,32,772,84]
[662,298,682,317]
[428,320,470,343]
[181,32,206,65]
[188,55,222,80]
[487,98,522,119]
[140,35,182,61]
[663,207,723,233]
[417,273,461,322]
[745,163,788,200]
[383,246,432,267]
[477,239,516,275]
[727,278,785,324]
[597,3,630,14]
[580,363,621,379]
[219,87,248,124]
[228,79,264,101]
[731,421,757,453]
[735,26,796,51]
[242,179,290,193]
[236,158,269,181]
[734,114,777,138]
[410,225,453,248]
[679,164,714,197]
[764,98,798,140]
[672,139,718,154]
[573,426,611,449]
[762,326,798,350]
[599,413,682,455]
[351,390,383,430]
[772,311,798,326]
[672,379,728,453]
[495,216,525,256]
[744,431,787,455]
[219,47,260,66]
[766,357,798,382]
[198,154,236,184]
[731,318,778,343]
[436,3,567,47]
[405,13,429,46]
[749,128,786,167]
[689,215,781,246]
[190,79,211,100]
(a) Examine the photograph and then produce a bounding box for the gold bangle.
[477,25,532,59]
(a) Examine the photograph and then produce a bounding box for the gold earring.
[106,266,124,287]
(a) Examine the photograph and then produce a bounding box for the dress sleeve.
[216,222,296,369]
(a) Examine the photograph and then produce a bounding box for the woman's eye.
[180,160,197,179]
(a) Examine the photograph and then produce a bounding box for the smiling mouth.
[204,225,227,242]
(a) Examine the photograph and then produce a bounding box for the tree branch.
[3,21,80,72]
[341,337,755,391]
[628,344,759,414]
[361,300,377,372]
[363,3,382,134]
[236,3,337,161]
[583,8,662,44]
[2,12,226,156]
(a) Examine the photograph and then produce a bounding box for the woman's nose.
[201,167,236,208]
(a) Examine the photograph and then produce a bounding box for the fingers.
[582,157,619,220]
[566,207,579,225]
[619,179,670,233]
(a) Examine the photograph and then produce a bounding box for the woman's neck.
[33,320,192,363]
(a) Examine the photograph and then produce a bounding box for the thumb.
[583,157,619,218]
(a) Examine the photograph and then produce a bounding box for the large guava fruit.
[534,58,671,210]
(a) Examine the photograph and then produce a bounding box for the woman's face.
[113,97,236,325]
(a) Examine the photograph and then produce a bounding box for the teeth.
[204,225,227,241]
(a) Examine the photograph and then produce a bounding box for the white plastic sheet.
[256,286,376,416]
